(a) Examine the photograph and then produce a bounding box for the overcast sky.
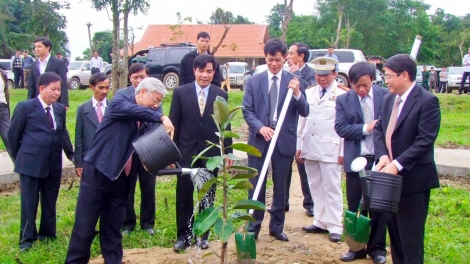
[62,0,470,59]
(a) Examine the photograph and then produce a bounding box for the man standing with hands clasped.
[242,38,309,242]
[374,54,440,264]
[335,62,388,264]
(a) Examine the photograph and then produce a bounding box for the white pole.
[249,88,294,215]
[410,35,422,60]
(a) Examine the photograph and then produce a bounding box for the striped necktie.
[385,97,403,160]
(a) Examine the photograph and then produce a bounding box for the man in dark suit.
[119,63,162,236]
[8,72,73,252]
[335,62,388,264]
[169,54,233,251]
[74,73,110,177]
[27,37,69,107]
[179,31,221,87]
[375,54,440,264]
[65,77,174,264]
[242,38,309,242]
[285,42,316,216]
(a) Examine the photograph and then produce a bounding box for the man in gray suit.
[74,73,110,177]
[335,62,387,264]
[242,38,309,242]
[285,42,316,216]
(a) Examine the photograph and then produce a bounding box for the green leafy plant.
[192,96,264,263]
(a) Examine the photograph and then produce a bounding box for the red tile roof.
[131,24,270,58]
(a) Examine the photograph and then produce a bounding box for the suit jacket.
[74,98,110,168]
[374,84,440,194]
[169,83,232,165]
[27,55,69,107]
[8,97,71,178]
[84,93,163,180]
[335,86,389,172]
[293,65,316,87]
[242,70,309,157]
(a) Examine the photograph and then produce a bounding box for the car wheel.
[7,80,14,90]
[163,72,179,90]
[69,77,80,90]
[336,74,349,87]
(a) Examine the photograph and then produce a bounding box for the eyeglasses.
[147,90,160,105]
[383,72,403,80]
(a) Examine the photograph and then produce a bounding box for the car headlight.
[100,67,105,73]
[236,76,243,81]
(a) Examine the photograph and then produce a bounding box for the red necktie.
[123,122,141,176]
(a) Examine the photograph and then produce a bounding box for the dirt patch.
[438,142,470,150]
[232,122,249,142]
[90,166,391,264]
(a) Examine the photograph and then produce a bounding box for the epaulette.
[306,84,315,90]
[338,84,350,91]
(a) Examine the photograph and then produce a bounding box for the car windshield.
[68,62,83,70]
[0,61,11,71]
[229,65,245,73]
[309,51,356,63]
[449,67,463,74]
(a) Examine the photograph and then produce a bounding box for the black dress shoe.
[302,225,328,233]
[173,240,190,252]
[373,255,386,264]
[329,233,341,242]
[269,231,289,241]
[306,208,314,217]
[340,249,367,262]
[19,242,33,253]
[199,240,209,249]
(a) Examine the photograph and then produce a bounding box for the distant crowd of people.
[1,33,451,264]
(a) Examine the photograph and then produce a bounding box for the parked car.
[228,62,251,90]
[67,61,93,90]
[308,49,367,87]
[0,59,15,89]
[103,43,196,90]
[415,65,440,86]
[373,69,384,87]
[447,66,469,91]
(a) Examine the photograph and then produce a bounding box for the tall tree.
[208,8,232,55]
[266,1,294,42]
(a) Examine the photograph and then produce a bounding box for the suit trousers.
[458,71,470,94]
[175,159,217,242]
[65,162,131,264]
[387,190,430,264]
[19,173,61,246]
[13,67,23,88]
[286,160,313,210]
[248,144,293,234]
[304,160,343,234]
[345,160,387,258]
[123,161,156,231]
[23,69,31,88]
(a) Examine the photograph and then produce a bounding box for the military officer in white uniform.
[297,57,348,243]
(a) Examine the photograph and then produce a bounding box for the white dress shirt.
[38,95,56,130]
[38,54,51,75]
[92,97,107,116]
[91,56,104,69]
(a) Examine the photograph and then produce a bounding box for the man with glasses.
[8,72,74,252]
[299,57,348,243]
[335,62,388,264]
[118,63,162,237]
[169,54,233,251]
[66,77,174,264]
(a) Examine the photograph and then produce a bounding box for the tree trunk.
[87,22,93,58]
[280,0,294,43]
[334,5,344,49]
[119,1,130,90]
[111,0,120,96]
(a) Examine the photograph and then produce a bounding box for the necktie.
[268,76,278,128]
[198,90,205,116]
[95,102,104,123]
[320,88,327,99]
[385,97,403,160]
[123,122,141,176]
[45,106,54,130]
[361,97,374,153]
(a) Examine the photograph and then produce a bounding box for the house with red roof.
[131,24,270,68]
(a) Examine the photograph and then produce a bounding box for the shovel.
[344,157,372,251]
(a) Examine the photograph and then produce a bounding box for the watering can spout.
[351,157,371,207]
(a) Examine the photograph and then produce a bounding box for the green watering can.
[344,157,372,251]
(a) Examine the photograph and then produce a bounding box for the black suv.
[104,43,196,90]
